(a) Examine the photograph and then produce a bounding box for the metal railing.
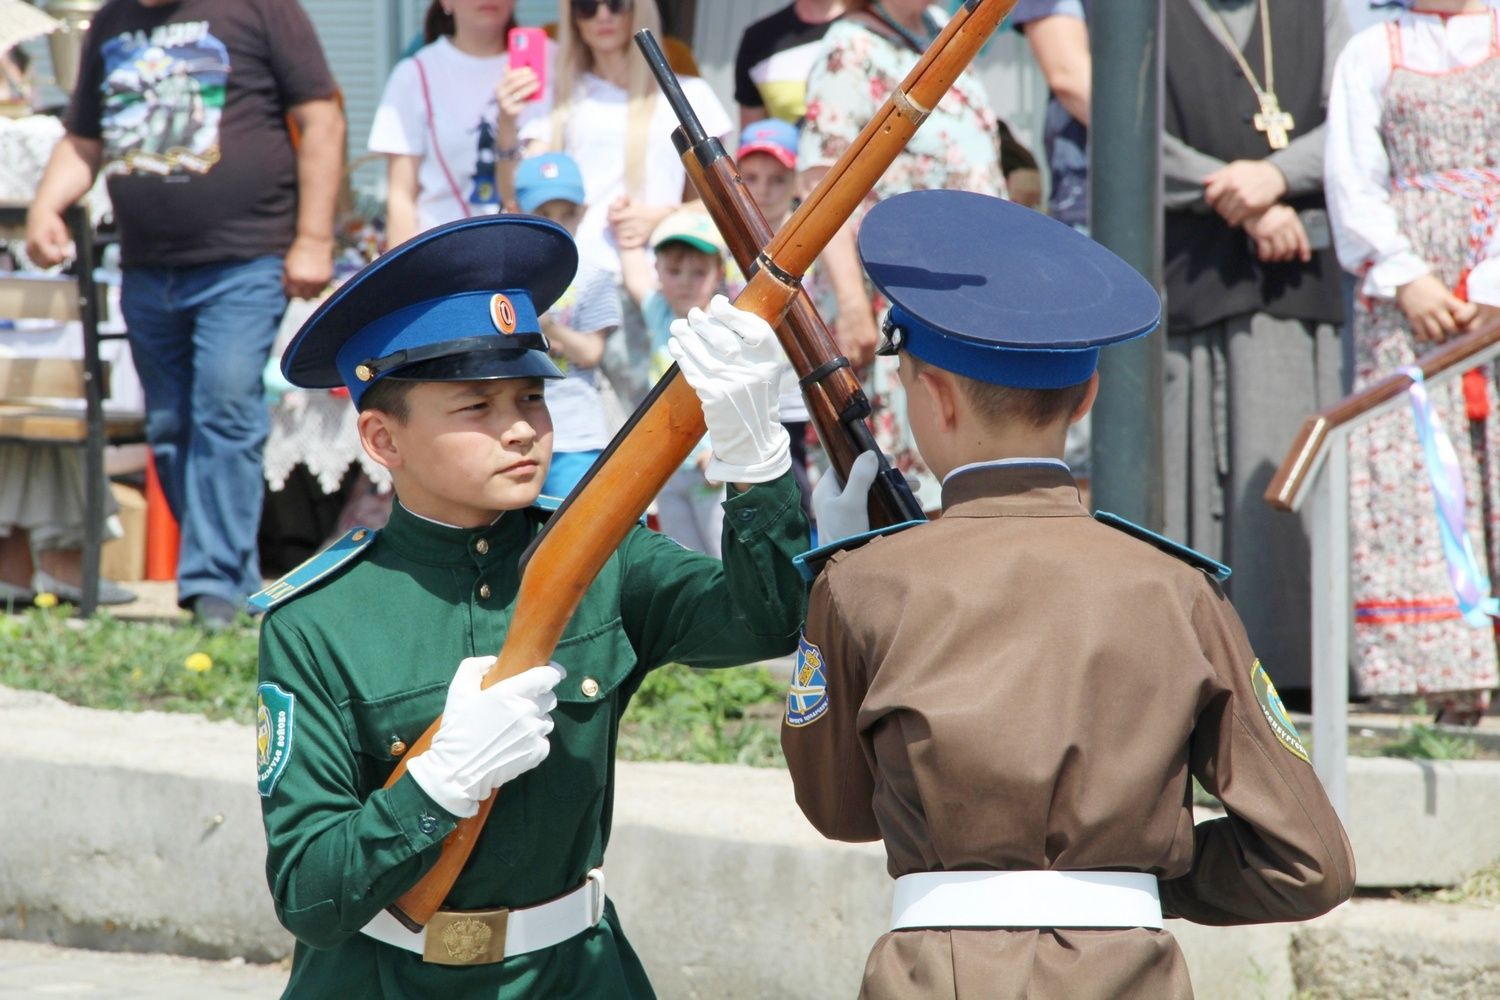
[1265,321,1500,817]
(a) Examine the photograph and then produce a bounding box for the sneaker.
[32,569,136,606]
[192,595,238,631]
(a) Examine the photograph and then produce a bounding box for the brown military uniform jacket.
[782,462,1355,999]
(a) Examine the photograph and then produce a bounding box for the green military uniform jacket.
[257,474,808,998]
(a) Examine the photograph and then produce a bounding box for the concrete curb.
[2,687,1498,998]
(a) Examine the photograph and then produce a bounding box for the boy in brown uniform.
[785,190,1355,999]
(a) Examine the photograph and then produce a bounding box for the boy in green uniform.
[253,214,807,997]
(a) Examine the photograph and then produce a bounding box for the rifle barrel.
[634,31,707,147]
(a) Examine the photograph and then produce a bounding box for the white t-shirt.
[368,37,553,233]
[517,72,731,274]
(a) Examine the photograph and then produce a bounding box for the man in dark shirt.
[27,0,343,629]
[733,0,849,128]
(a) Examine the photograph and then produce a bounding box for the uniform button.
[736,509,756,522]
[389,739,407,758]
[418,812,438,836]
[479,583,491,599]
[475,538,489,555]
[580,677,600,698]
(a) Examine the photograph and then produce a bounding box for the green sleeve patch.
[1250,660,1309,764]
[257,683,297,797]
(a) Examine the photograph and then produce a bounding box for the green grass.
[1401,858,1500,908]
[0,605,260,721]
[617,662,786,767]
[1430,859,1500,907]
[1377,720,1479,761]
[0,606,790,765]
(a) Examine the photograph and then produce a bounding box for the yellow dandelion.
[33,592,58,609]
[184,652,213,673]
[130,668,144,682]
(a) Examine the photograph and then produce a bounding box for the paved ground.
[0,940,286,999]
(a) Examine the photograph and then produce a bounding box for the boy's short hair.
[907,354,1090,429]
[357,377,415,421]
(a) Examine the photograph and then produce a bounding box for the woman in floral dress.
[1326,0,1500,722]
[799,0,1005,512]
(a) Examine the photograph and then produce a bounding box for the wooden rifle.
[380,0,1017,930]
[636,30,925,528]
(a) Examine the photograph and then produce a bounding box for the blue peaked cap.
[857,190,1161,388]
[281,215,577,406]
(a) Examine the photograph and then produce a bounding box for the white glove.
[668,294,792,484]
[405,657,565,818]
[812,450,880,546]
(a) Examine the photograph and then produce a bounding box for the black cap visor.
[379,348,564,386]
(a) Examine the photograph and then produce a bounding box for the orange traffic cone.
[144,452,180,581]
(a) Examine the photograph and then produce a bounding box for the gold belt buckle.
[423,906,510,966]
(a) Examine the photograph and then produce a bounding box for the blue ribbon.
[1401,365,1500,626]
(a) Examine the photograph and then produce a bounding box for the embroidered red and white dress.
[1327,6,1500,709]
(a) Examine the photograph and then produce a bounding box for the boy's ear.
[917,367,961,432]
[1072,371,1101,425]
[358,408,403,471]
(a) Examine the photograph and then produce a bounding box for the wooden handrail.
[1266,321,1500,511]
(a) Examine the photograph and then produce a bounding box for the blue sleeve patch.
[1093,511,1231,582]
[792,519,926,583]
[786,633,831,727]
[247,527,378,613]
[256,683,297,797]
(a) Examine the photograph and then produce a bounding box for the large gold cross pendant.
[1253,92,1295,150]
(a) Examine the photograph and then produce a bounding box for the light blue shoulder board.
[1094,511,1231,582]
[793,519,926,583]
[248,527,378,613]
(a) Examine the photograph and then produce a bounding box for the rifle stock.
[383,0,1017,930]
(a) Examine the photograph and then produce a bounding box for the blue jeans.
[121,256,286,607]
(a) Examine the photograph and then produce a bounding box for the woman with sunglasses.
[506,0,732,408]
[370,0,552,248]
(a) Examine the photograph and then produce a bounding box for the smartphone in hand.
[507,27,548,101]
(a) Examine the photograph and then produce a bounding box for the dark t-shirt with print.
[65,0,335,267]
[733,3,836,123]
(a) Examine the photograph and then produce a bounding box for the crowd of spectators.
[6,0,1500,720]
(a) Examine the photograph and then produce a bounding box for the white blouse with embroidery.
[1325,7,1500,303]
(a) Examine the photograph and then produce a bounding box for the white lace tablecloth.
[263,388,390,494]
[263,295,391,496]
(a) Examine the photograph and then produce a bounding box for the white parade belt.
[890,870,1163,931]
[361,868,606,965]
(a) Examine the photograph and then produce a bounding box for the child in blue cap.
[252,213,807,998]
[512,152,617,497]
[782,190,1354,999]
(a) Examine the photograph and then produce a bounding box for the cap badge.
[541,162,560,179]
[490,293,518,334]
